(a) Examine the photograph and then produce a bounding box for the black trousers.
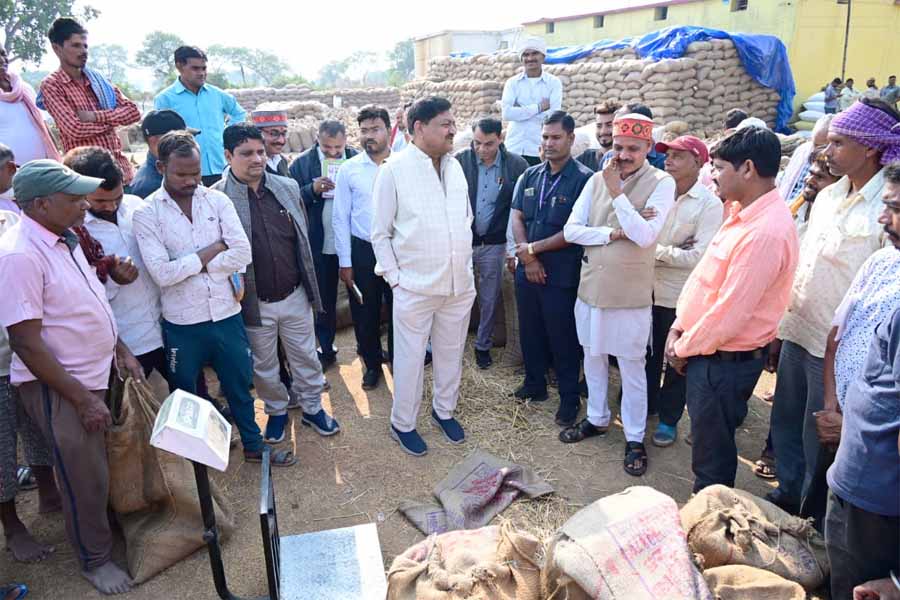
[686,353,765,493]
[349,236,393,371]
[825,491,900,600]
[645,305,686,425]
[314,253,339,359]
[515,273,580,411]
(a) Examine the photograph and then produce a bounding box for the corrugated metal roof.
[523,0,702,25]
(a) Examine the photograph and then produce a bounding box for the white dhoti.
[390,286,476,432]
[575,298,651,443]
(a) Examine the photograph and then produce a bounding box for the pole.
[841,0,852,80]
[193,462,260,600]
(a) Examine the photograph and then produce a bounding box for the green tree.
[1,0,99,64]
[317,58,350,88]
[271,73,312,88]
[387,38,414,82]
[135,31,184,82]
[19,68,49,89]
[208,45,289,86]
[91,43,128,82]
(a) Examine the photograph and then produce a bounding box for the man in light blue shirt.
[333,105,393,390]
[153,46,246,186]
[501,36,563,165]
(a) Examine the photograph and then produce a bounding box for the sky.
[10,0,612,87]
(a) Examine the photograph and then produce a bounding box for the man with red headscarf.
[562,113,676,477]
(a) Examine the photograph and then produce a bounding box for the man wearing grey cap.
[0,159,144,595]
[252,109,290,176]
[129,109,200,199]
[501,36,563,166]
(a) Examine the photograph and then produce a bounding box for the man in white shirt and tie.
[334,105,394,391]
[371,96,476,456]
[501,36,563,166]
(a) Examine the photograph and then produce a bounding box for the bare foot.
[5,528,55,562]
[82,561,132,595]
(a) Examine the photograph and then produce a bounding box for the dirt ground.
[4,327,779,599]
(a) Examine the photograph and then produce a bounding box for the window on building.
[654,6,668,20]
[594,15,605,28]
[731,0,749,11]
[546,21,555,33]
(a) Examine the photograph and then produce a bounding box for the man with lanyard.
[768,98,899,516]
[509,110,592,427]
[501,37,563,166]
[665,127,799,494]
[129,109,199,199]
[561,114,676,476]
[455,117,528,369]
[0,160,144,595]
[213,124,339,445]
[334,105,395,390]
[289,121,359,371]
[252,109,291,177]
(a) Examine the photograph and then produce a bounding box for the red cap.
[655,135,709,164]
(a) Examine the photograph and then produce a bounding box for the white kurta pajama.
[371,144,476,433]
[564,172,675,442]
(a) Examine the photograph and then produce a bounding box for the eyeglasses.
[264,130,288,140]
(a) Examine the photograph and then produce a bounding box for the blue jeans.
[162,314,262,452]
[686,353,765,493]
[770,340,824,505]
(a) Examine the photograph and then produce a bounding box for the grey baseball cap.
[13,159,103,202]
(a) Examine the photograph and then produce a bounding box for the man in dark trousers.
[289,121,358,370]
[456,117,528,369]
[509,110,592,426]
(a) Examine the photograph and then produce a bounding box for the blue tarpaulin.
[453,26,796,132]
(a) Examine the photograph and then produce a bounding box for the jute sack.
[680,485,828,590]
[387,524,541,600]
[106,378,234,584]
[542,487,712,600]
[499,268,523,367]
[702,565,805,600]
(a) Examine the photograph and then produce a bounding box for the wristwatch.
[527,243,535,256]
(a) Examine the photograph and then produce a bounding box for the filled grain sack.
[543,487,712,600]
[702,566,805,600]
[680,485,828,591]
[387,524,541,600]
[106,378,233,584]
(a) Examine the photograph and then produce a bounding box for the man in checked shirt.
[39,18,140,183]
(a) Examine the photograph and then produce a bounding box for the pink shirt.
[673,189,799,357]
[0,215,118,390]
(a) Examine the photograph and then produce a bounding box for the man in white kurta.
[371,97,476,457]
[562,114,675,476]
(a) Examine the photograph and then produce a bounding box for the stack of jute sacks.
[226,84,314,111]
[308,87,402,110]
[412,38,781,138]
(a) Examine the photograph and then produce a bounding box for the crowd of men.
[824,75,900,114]
[0,19,898,599]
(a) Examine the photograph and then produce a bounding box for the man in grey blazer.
[214,123,340,444]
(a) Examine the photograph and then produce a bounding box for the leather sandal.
[558,418,608,444]
[624,441,648,476]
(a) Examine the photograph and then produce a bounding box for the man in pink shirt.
[0,160,143,595]
[664,127,799,493]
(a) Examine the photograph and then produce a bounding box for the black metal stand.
[192,461,260,600]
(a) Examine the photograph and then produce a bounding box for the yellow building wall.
[415,34,453,78]
[790,0,900,103]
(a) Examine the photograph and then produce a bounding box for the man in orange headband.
[561,113,676,477]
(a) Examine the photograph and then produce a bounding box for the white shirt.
[653,181,723,308]
[501,70,563,157]
[266,154,285,173]
[333,151,384,268]
[839,86,861,111]
[776,141,813,203]
[779,170,886,358]
[83,195,164,356]
[564,168,676,357]
[0,81,51,167]
[391,132,408,153]
[0,210,19,376]
[371,143,474,296]
[318,146,347,256]
[832,246,900,408]
[132,185,252,325]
